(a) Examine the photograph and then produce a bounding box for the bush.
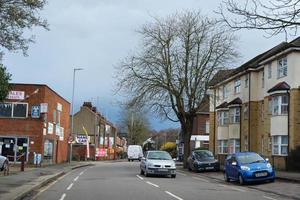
[287,146,300,171]
[160,142,177,158]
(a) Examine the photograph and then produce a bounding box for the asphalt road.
[33,161,296,200]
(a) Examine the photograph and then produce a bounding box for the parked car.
[127,145,143,162]
[140,150,176,178]
[187,150,220,172]
[224,152,275,185]
[0,155,9,171]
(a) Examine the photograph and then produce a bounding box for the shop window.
[44,140,54,163]
[0,102,28,118]
[272,135,288,156]
[229,107,240,123]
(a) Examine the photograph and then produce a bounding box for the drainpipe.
[239,105,242,152]
[286,90,290,171]
[213,89,216,156]
[248,72,251,152]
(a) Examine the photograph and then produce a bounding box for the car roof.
[233,152,258,156]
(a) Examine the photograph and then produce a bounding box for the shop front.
[0,136,29,162]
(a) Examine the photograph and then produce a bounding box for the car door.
[140,152,147,171]
[225,156,233,178]
[230,156,239,180]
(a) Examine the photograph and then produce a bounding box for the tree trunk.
[182,117,193,169]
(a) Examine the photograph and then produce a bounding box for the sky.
[3,0,291,131]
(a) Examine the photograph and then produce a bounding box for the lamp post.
[70,68,83,163]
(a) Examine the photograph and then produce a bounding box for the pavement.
[0,161,93,200]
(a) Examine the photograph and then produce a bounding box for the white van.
[127,145,143,162]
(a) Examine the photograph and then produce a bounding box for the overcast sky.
[3,0,291,130]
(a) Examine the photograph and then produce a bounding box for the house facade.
[0,84,70,164]
[209,37,300,170]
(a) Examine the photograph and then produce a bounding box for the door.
[1,137,15,162]
[230,156,239,180]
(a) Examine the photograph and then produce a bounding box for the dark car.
[0,155,9,171]
[187,150,220,172]
[224,152,275,185]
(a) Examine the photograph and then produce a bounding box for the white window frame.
[218,140,228,154]
[272,135,288,156]
[228,139,240,154]
[234,79,241,94]
[268,63,272,79]
[229,107,240,124]
[223,85,228,99]
[218,111,229,126]
[277,57,287,78]
[272,95,288,116]
[0,102,28,118]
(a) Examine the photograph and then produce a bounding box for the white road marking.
[165,191,184,200]
[192,176,210,183]
[66,183,73,190]
[59,193,66,200]
[146,181,159,188]
[79,171,84,175]
[136,175,144,180]
[176,171,187,176]
[74,176,79,181]
[263,196,277,200]
[219,184,246,192]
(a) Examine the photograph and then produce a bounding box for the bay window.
[218,111,228,126]
[218,140,228,154]
[228,139,240,154]
[229,107,240,123]
[272,135,288,156]
[272,95,288,115]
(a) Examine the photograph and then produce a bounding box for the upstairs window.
[234,79,241,94]
[0,102,28,118]
[245,74,249,88]
[272,95,288,115]
[223,85,228,99]
[277,57,287,78]
[262,69,265,88]
[229,107,240,123]
[268,64,272,79]
[218,111,229,126]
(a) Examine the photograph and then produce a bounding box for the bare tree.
[217,0,300,38]
[116,11,238,168]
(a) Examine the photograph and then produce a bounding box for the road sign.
[31,106,40,118]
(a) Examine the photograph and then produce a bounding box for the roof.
[215,101,228,109]
[267,81,291,93]
[10,83,70,104]
[196,95,209,113]
[228,97,242,106]
[209,37,300,87]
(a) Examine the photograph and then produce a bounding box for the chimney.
[83,102,93,109]
[92,107,97,112]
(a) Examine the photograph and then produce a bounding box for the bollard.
[20,154,25,172]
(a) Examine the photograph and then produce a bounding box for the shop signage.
[76,135,88,144]
[31,105,41,118]
[7,91,25,100]
[96,148,107,157]
[40,103,48,113]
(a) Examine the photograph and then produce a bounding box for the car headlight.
[240,165,250,171]
[147,162,154,167]
[267,163,272,168]
[171,162,176,168]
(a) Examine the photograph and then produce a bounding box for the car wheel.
[188,165,192,171]
[238,174,245,185]
[224,172,230,182]
[140,169,144,175]
[171,174,176,178]
[144,169,149,177]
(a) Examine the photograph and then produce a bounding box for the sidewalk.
[0,161,93,200]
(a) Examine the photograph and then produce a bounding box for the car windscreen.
[194,151,214,160]
[237,154,265,164]
[147,152,172,160]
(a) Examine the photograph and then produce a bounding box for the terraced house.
[208,37,300,170]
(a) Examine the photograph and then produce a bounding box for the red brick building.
[0,84,70,164]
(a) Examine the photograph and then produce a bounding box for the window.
[0,102,28,118]
[245,74,249,88]
[229,107,240,123]
[205,121,209,134]
[272,95,288,115]
[268,64,272,78]
[57,111,61,126]
[277,57,287,78]
[218,140,228,154]
[234,79,241,94]
[218,111,229,126]
[243,104,249,120]
[228,139,240,153]
[53,110,56,124]
[272,136,288,155]
[222,85,228,99]
[262,69,265,88]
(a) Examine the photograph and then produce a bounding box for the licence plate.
[255,172,267,177]
[158,168,168,171]
[206,167,214,170]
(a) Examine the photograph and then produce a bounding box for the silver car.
[140,151,176,178]
[0,155,8,171]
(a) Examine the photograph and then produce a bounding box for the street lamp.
[70,68,83,163]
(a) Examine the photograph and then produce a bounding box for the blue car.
[224,152,275,185]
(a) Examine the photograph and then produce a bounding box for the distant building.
[0,84,70,164]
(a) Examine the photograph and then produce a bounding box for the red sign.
[96,148,107,157]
